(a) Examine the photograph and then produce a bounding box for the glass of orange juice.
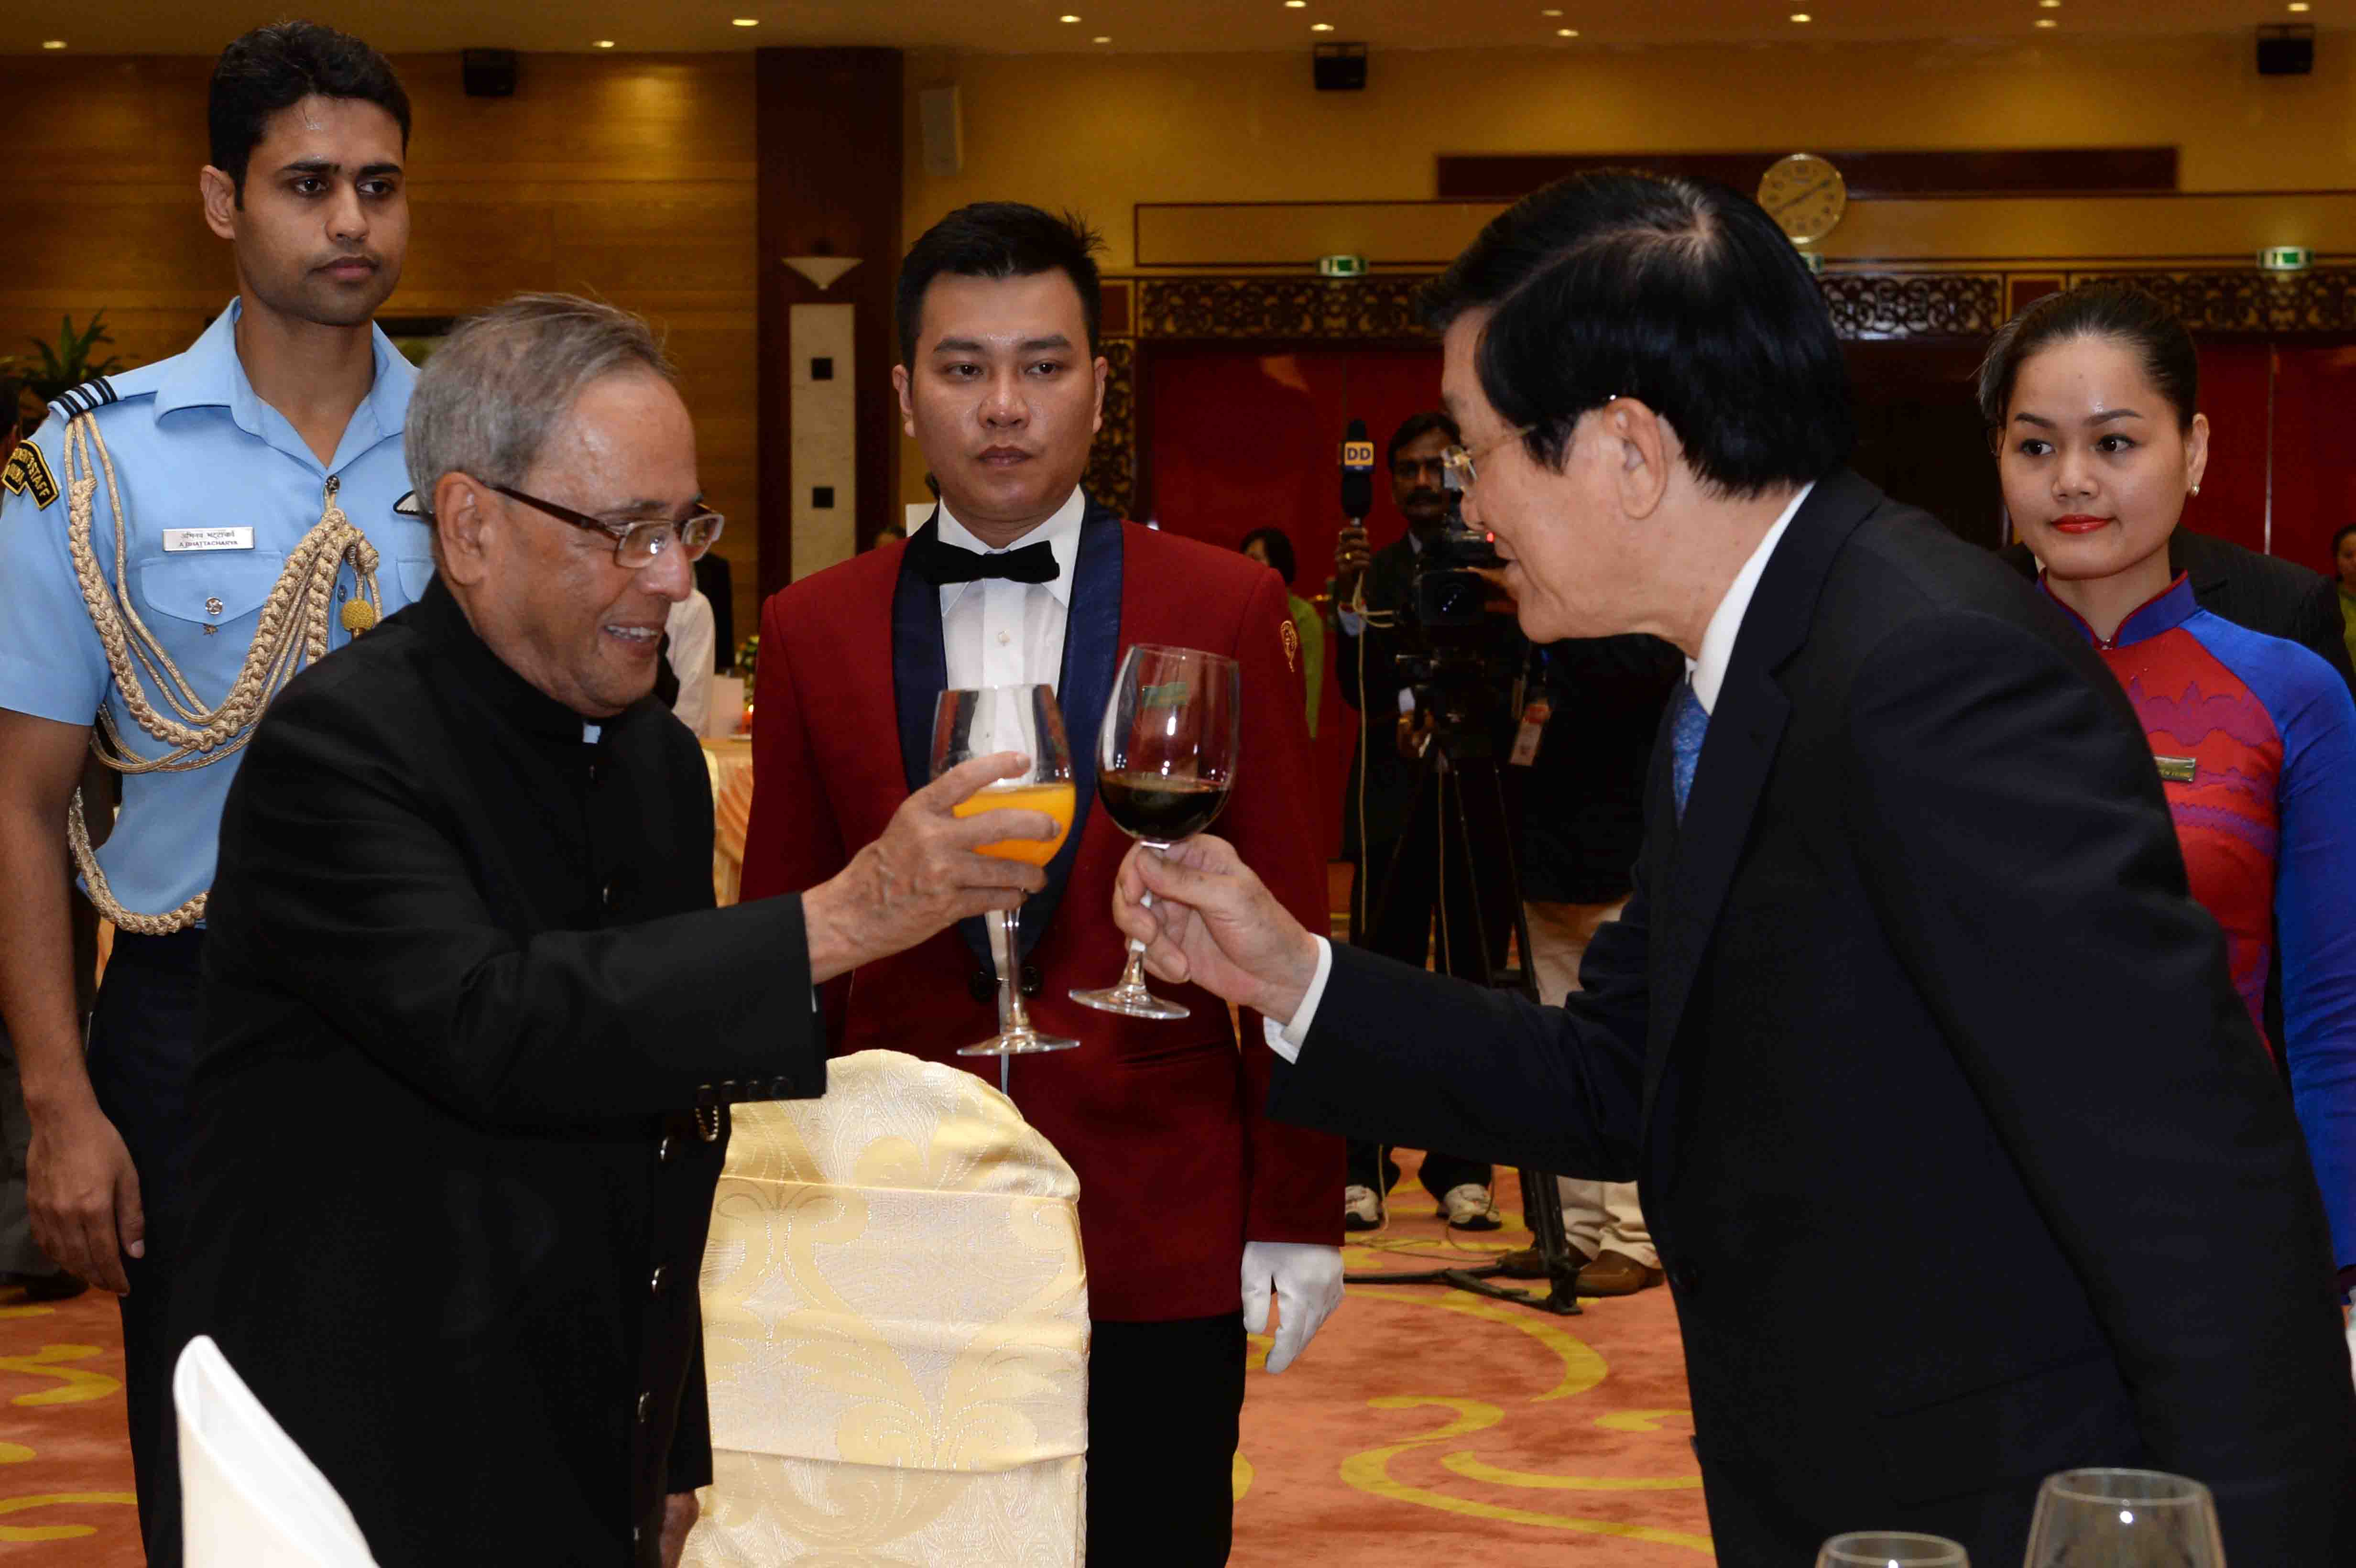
[931,685,1078,1056]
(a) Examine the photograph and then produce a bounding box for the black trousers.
[1344,828,1495,1201]
[1086,1311,1245,1567]
[86,929,202,1568]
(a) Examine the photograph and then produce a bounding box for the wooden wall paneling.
[754,47,904,600]
[1436,148,2181,202]
[0,50,762,642]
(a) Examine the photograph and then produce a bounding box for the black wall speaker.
[2258,24,2314,77]
[463,49,519,98]
[1313,42,1367,92]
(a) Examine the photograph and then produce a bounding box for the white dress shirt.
[936,488,1086,693]
[1270,482,1815,1060]
[664,589,716,731]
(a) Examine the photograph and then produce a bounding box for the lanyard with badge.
[60,414,385,933]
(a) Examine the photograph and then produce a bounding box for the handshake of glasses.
[930,644,1241,1057]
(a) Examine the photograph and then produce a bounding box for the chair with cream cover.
[174,1334,380,1568]
[685,1048,1089,1567]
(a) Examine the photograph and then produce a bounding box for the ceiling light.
[1790,11,1812,21]
[1287,1,1307,7]
[2289,1,2311,10]
[2039,0,2060,6]
[1557,27,1579,37]
[1094,34,1110,42]
[1542,6,1563,12]
[1311,21,1335,30]
[2035,16,2057,24]
[731,17,759,26]
[1060,12,1082,20]
[41,39,66,49]
[594,39,615,48]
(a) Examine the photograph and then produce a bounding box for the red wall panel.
[2267,344,2356,578]
[2186,344,2272,556]
[1144,345,1446,859]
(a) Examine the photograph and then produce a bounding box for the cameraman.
[1330,411,1505,1231]
[1499,634,1682,1294]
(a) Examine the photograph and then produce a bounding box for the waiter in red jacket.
[742,203,1343,1566]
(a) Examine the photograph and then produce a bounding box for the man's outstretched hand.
[1111,835,1322,1026]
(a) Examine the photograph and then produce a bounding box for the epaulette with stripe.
[47,376,120,420]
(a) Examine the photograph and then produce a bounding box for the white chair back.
[175,1334,379,1568]
[684,1049,1089,1566]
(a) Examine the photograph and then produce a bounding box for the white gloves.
[1241,1241,1344,1373]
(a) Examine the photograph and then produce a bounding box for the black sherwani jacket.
[182,577,825,1566]
[1275,472,2356,1564]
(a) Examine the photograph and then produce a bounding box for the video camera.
[1395,485,1524,760]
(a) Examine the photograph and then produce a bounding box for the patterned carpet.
[0,1160,1704,1565]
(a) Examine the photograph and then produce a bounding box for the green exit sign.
[1317,254,1369,278]
[2259,246,2312,272]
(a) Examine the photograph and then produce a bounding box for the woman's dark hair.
[1419,169,1853,496]
[1976,283,2199,434]
[1240,527,1298,586]
[209,22,411,201]
[896,204,1103,365]
[2334,523,2356,557]
[1387,411,1461,464]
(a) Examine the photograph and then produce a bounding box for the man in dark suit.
[182,295,1051,1567]
[1329,410,1505,1230]
[1109,172,2356,1564]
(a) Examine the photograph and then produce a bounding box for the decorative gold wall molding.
[1080,265,2356,519]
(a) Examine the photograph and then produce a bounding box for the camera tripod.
[1340,729,1585,1317]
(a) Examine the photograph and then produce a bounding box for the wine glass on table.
[1070,644,1240,1020]
[1815,1532,1968,1567]
[930,685,1078,1056]
[2022,1469,2224,1567]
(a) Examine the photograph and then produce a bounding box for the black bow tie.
[910,535,1059,587]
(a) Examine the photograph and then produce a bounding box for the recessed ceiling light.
[1311,21,1335,30]
[1093,34,1110,42]
[1542,6,1563,12]
[41,39,66,49]
[1790,11,1812,21]
[1557,27,1579,37]
[2039,0,2060,7]
[2289,1,2311,11]
[2035,16,2057,24]
[594,39,615,48]
[1287,1,1307,7]
[1060,12,1081,20]
[731,17,759,26]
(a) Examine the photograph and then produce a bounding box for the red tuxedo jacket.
[742,499,1341,1320]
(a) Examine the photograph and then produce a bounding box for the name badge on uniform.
[163,527,255,553]
[2155,754,2198,784]
[1509,699,1551,767]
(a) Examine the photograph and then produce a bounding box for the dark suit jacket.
[738,500,1339,1322]
[1999,527,2356,694]
[1276,471,2356,1564]
[184,578,827,1567]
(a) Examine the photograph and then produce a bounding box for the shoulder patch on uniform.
[1,441,58,509]
[47,377,117,421]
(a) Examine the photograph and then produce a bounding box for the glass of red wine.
[1070,644,1240,1021]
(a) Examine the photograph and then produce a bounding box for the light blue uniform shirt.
[0,298,432,921]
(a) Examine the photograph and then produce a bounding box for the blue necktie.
[1671,679,1709,820]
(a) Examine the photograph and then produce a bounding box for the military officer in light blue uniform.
[0,24,419,1565]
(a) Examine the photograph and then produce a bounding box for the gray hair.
[403,293,676,512]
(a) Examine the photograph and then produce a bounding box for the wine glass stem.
[1119,842,1173,987]
[998,907,1033,1035]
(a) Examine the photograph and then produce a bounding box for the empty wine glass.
[2022,1469,2224,1567]
[1815,1532,1968,1567]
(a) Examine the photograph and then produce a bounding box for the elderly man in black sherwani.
[178,294,1059,1568]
